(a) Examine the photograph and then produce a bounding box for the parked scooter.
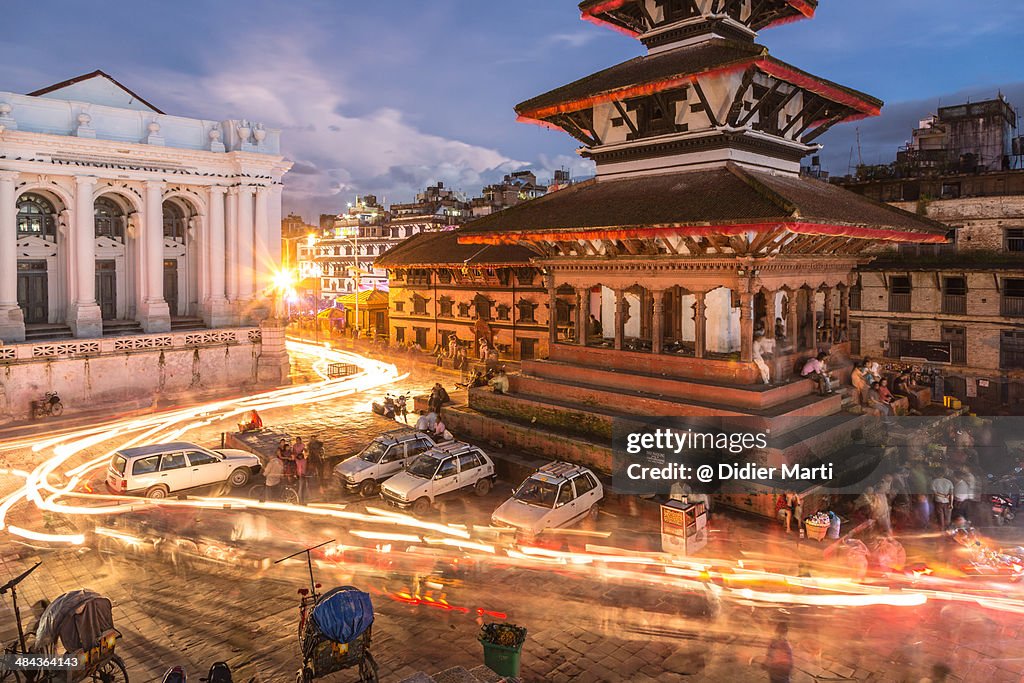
[371,393,409,422]
[992,494,1016,525]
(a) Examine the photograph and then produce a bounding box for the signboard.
[900,340,951,364]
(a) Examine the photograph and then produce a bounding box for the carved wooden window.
[412,296,428,315]
[496,304,510,321]
[458,302,471,317]
[497,269,511,286]
[474,295,492,321]
[517,300,537,323]
[515,268,535,286]
[439,297,454,318]
[437,268,453,284]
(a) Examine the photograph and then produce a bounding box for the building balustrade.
[1002,295,1024,317]
[942,293,967,315]
[0,327,261,363]
[889,292,912,312]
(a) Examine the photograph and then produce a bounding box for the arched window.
[163,201,186,242]
[94,197,126,239]
[17,193,57,238]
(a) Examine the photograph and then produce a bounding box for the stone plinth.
[257,318,291,385]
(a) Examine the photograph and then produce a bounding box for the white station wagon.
[106,441,262,499]
[334,428,440,497]
[380,441,496,515]
[491,461,603,536]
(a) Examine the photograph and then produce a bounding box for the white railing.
[0,327,261,363]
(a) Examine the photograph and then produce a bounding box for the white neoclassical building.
[0,70,291,342]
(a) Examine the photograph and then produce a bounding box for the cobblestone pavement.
[1,350,1023,682]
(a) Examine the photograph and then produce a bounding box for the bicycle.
[249,476,300,505]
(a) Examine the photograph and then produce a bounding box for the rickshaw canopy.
[311,587,374,644]
[35,590,114,655]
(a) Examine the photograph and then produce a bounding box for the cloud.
[149,27,525,217]
[544,32,598,49]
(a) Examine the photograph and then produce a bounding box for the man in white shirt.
[415,411,437,432]
[930,469,954,529]
[753,333,775,385]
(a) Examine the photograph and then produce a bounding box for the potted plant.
[479,622,527,677]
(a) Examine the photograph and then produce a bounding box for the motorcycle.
[371,393,408,422]
[30,391,64,419]
[992,494,1016,525]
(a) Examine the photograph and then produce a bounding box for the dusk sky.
[3,0,1023,218]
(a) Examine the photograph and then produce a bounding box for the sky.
[2,0,1024,219]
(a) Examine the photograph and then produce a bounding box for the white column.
[236,185,255,301]
[205,186,230,327]
[0,170,25,342]
[254,185,270,304]
[225,187,239,302]
[268,184,283,270]
[70,176,102,338]
[139,180,170,332]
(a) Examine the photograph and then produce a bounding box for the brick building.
[839,97,1024,412]
[376,230,549,360]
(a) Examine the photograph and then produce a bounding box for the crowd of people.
[261,435,327,503]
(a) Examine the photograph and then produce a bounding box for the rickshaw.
[4,589,128,683]
[296,586,378,683]
[277,542,378,683]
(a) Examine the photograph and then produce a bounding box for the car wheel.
[146,485,170,499]
[229,468,251,488]
[587,504,600,522]
[359,479,378,497]
[474,478,492,497]
[411,497,431,516]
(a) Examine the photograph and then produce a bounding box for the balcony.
[889,293,912,312]
[942,294,967,315]
[1002,296,1024,317]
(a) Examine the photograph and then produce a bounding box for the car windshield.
[513,478,559,508]
[358,441,389,464]
[407,455,442,479]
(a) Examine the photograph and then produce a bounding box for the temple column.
[204,186,231,327]
[70,176,102,338]
[765,289,777,339]
[823,286,834,342]
[0,170,25,342]
[804,288,816,351]
[839,285,850,331]
[575,287,587,346]
[254,185,270,307]
[739,291,754,362]
[613,288,625,350]
[139,180,170,333]
[225,187,239,304]
[694,290,707,359]
[652,288,665,355]
[236,185,255,303]
[786,290,799,352]
[547,278,557,348]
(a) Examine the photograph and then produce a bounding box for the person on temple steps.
[801,352,832,395]
[753,332,775,386]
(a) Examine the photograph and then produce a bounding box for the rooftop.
[457,163,948,244]
[375,230,538,268]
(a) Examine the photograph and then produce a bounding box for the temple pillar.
[614,288,625,351]
[652,288,665,355]
[204,186,231,327]
[765,289,777,339]
[694,291,707,359]
[786,291,799,352]
[0,170,25,342]
[70,176,102,338]
[139,180,170,333]
[547,278,557,347]
[823,286,834,342]
[739,291,754,362]
[804,288,816,351]
[839,285,850,331]
[575,287,587,346]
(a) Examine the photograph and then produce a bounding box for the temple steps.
[23,324,73,341]
[101,320,143,336]
[522,358,817,411]
[170,316,206,331]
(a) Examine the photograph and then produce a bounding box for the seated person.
[800,352,832,395]
[867,381,892,417]
[850,361,871,405]
[415,410,437,431]
[238,409,264,432]
[489,369,510,395]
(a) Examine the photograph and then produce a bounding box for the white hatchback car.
[334,428,439,497]
[491,461,603,535]
[380,441,496,515]
[106,441,262,499]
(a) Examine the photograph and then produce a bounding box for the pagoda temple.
[392,1,950,467]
